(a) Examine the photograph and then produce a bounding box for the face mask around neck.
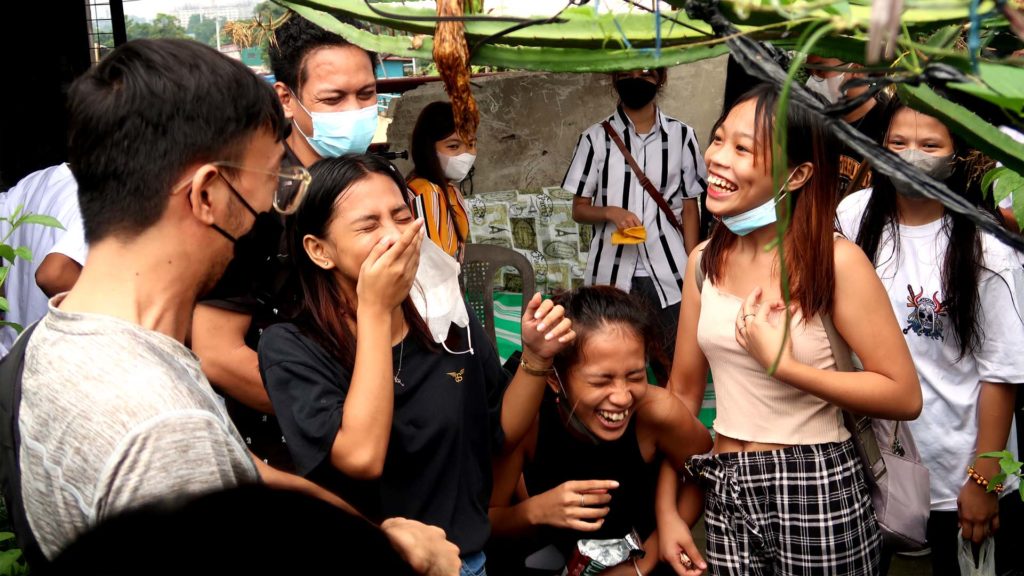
[409,236,474,355]
[720,171,796,236]
[291,91,378,158]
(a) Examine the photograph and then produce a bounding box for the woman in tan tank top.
[655,84,922,576]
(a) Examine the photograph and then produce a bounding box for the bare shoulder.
[636,385,685,428]
[832,236,875,283]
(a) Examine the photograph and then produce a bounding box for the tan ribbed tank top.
[697,282,850,445]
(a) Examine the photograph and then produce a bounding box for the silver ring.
[579,494,585,507]
[742,313,756,321]
[680,553,695,570]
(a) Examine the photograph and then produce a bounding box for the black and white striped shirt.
[562,106,707,308]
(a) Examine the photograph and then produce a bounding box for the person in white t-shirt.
[0,163,87,356]
[837,104,1024,576]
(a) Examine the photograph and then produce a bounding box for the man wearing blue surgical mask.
[192,15,380,471]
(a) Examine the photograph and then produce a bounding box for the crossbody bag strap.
[601,121,684,233]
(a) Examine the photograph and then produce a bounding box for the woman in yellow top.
[407,101,475,260]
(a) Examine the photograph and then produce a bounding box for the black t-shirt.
[838,96,892,197]
[521,393,659,558]
[199,144,304,470]
[257,316,509,556]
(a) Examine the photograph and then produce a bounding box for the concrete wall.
[386,55,729,193]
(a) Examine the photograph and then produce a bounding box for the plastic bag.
[957,530,995,576]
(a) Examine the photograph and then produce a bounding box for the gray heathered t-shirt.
[18,300,260,559]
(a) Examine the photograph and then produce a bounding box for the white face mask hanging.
[410,235,474,355]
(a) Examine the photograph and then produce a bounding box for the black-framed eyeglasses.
[212,161,312,215]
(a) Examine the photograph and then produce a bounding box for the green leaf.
[288,2,731,72]
[946,64,1024,118]
[980,450,1014,459]
[0,246,15,263]
[0,297,8,313]
[823,0,852,20]
[981,166,1009,199]
[16,214,65,231]
[925,24,963,48]
[0,322,25,333]
[12,247,31,262]
[7,205,23,223]
[0,533,14,544]
[993,170,1024,205]
[989,472,1007,491]
[1001,459,1023,476]
[0,549,22,574]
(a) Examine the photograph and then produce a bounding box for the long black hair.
[409,101,458,189]
[551,286,661,378]
[854,101,997,359]
[288,154,432,367]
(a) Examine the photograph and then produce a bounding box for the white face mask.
[440,152,476,183]
[805,73,846,104]
[410,236,473,354]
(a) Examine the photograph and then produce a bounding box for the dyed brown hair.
[702,83,841,320]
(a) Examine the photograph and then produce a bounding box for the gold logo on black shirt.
[447,368,465,383]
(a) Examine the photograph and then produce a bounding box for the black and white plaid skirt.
[688,440,881,576]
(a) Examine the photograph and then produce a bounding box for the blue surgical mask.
[291,92,378,158]
[721,171,795,236]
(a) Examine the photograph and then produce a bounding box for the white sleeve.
[974,264,1024,383]
[48,210,87,265]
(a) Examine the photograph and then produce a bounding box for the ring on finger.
[579,494,585,507]
[680,553,695,570]
[742,313,756,322]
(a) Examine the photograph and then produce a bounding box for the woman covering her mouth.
[488,286,712,575]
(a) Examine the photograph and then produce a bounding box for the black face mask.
[614,77,659,110]
[208,175,287,299]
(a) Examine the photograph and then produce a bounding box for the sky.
[124,0,191,20]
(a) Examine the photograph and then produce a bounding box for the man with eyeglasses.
[191,15,380,471]
[12,39,458,575]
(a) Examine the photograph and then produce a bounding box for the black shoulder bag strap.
[0,322,47,568]
[601,121,685,235]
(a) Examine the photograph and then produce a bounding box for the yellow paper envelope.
[611,226,647,245]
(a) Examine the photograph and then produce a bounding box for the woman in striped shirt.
[407,101,476,261]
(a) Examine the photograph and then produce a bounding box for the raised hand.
[357,219,424,313]
[520,292,576,363]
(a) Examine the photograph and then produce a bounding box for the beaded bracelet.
[966,465,1005,494]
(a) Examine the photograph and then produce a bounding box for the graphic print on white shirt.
[902,285,948,340]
